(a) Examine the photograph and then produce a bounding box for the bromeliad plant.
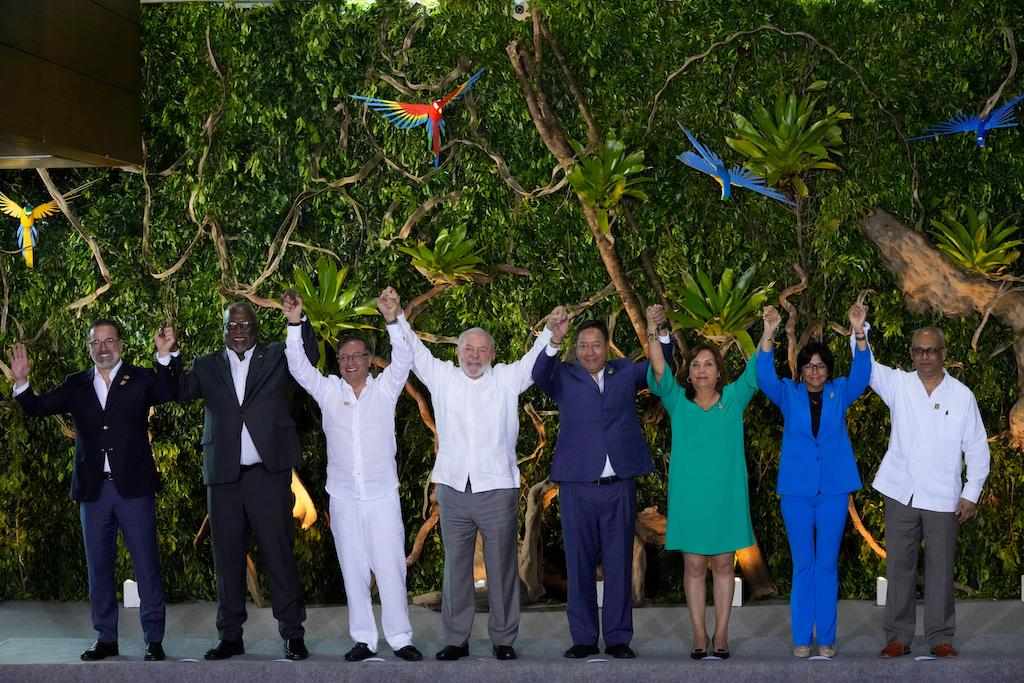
[666,265,773,357]
[929,207,1022,275]
[565,138,652,236]
[290,256,378,369]
[725,85,852,199]
[396,224,486,286]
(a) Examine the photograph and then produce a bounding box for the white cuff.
[849,321,870,351]
[286,324,303,341]
[544,343,559,357]
[155,350,180,365]
[12,381,29,396]
[658,334,670,344]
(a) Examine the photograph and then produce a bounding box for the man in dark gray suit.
[177,291,318,660]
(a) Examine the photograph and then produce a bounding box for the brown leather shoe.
[929,643,958,658]
[879,640,911,658]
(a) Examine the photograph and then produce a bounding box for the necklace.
[808,391,823,406]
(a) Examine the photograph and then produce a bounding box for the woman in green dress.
[646,304,759,659]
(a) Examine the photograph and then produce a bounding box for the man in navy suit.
[8,319,179,662]
[532,308,672,659]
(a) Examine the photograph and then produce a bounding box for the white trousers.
[329,491,414,651]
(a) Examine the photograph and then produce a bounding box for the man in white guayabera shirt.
[397,307,562,662]
[283,287,423,663]
[869,326,990,660]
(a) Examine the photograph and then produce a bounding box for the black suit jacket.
[178,321,318,486]
[15,359,180,502]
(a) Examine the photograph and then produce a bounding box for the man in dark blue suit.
[8,319,179,661]
[532,307,672,659]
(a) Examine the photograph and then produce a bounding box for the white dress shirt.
[14,360,123,473]
[226,346,262,465]
[869,359,990,512]
[285,318,411,501]
[401,316,552,493]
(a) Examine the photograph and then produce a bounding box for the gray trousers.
[882,495,958,647]
[437,482,520,648]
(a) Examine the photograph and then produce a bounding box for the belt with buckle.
[595,475,620,486]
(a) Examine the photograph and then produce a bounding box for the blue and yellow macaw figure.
[908,94,1024,147]
[677,127,796,207]
[351,68,485,167]
[0,192,60,268]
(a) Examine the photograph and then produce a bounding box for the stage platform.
[1,598,1022,681]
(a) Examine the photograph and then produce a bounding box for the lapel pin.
[828,391,835,399]
[933,403,940,410]
[120,376,129,385]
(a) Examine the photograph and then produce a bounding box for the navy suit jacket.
[532,343,671,482]
[177,321,318,486]
[15,359,180,502]
[756,345,871,496]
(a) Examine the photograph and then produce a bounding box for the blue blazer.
[15,359,180,502]
[756,345,871,497]
[532,343,671,482]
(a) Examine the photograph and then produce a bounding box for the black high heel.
[711,634,730,660]
[691,632,710,660]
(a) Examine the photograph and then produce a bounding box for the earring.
[685,377,692,384]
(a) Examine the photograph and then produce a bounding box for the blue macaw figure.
[677,127,795,207]
[908,94,1024,147]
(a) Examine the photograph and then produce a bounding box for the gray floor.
[0,598,1022,681]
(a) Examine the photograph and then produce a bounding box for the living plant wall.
[1,0,1023,605]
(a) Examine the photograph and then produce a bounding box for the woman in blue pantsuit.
[756,303,871,658]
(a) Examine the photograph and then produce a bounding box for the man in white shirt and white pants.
[869,326,990,659]
[398,308,560,661]
[283,287,423,662]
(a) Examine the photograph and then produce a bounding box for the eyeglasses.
[225,320,256,331]
[910,346,945,358]
[338,352,371,363]
[88,337,121,348]
[802,362,828,373]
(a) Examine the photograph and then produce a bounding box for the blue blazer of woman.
[756,344,871,497]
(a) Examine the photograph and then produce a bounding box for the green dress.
[648,354,758,554]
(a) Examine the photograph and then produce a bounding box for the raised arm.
[505,307,558,394]
[150,321,181,405]
[396,314,448,390]
[842,302,872,406]
[282,289,320,366]
[755,305,785,406]
[531,306,567,397]
[283,291,331,403]
[646,304,668,383]
[8,343,70,416]
[376,287,413,400]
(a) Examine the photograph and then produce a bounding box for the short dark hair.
[796,341,834,379]
[336,333,371,356]
[88,318,122,339]
[683,343,727,400]
[575,319,609,343]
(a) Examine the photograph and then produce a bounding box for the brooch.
[828,391,835,399]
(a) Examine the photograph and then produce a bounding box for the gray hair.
[912,326,946,347]
[458,327,495,351]
[223,301,256,325]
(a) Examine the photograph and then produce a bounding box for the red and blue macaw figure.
[351,68,485,168]
[0,191,60,268]
[677,127,795,207]
[908,94,1024,147]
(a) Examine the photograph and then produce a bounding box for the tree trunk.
[860,207,1024,446]
[519,478,558,602]
[736,543,777,599]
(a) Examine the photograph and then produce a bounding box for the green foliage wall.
[2,0,1023,604]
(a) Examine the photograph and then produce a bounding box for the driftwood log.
[860,207,1024,447]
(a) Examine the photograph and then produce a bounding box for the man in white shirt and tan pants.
[283,287,422,662]
[398,307,561,661]
[869,325,990,659]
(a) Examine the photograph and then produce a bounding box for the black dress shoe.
[144,642,166,661]
[204,639,244,660]
[81,640,118,661]
[394,645,423,661]
[564,644,600,658]
[605,643,636,659]
[345,642,375,661]
[284,637,308,660]
[493,645,517,660]
[435,644,470,661]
